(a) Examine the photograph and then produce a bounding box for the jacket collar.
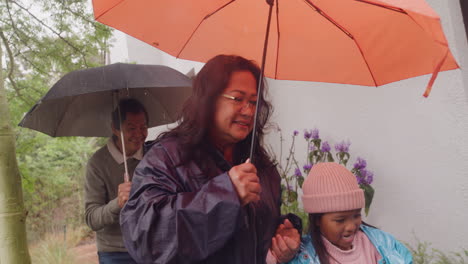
[107,138,143,164]
[207,144,232,171]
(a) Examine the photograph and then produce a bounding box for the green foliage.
[405,237,468,264]
[1,0,112,241]
[29,226,94,264]
[16,130,100,240]
[270,129,309,234]
[30,237,76,264]
[360,183,375,216]
[2,0,113,108]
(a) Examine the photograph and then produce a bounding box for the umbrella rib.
[94,0,127,20]
[352,40,378,87]
[176,0,237,58]
[354,0,454,89]
[354,0,406,14]
[53,96,79,137]
[303,0,354,40]
[353,0,418,87]
[304,0,378,86]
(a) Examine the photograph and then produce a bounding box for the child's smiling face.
[317,209,362,250]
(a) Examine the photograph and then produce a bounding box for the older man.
[84,98,148,264]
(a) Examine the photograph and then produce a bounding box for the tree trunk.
[0,34,31,263]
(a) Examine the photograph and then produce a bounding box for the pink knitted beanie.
[302,162,364,213]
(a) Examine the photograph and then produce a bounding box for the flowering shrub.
[272,128,375,230]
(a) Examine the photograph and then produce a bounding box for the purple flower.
[365,170,374,185]
[309,145,316,151]
[335,140,351,153]
[356,174,365,185]
[304,129,312,139]
[353,157,367,170]
[367,174,374,185]
[358,169,374,185]
[311,129,320,139]
[293,130,299,136]
[294,168,302,178]
[303,164,312,172]
[321,141,331,152]
[360,169,369,184]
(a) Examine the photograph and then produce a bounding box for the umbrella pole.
[120,129,130,182]
[116,96,130,182]
[249,0,274,163]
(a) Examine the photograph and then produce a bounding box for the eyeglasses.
[221,94,257,110]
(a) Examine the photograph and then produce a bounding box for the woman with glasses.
[120,55,300,264]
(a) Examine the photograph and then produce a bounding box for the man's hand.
[118,181,132,208]
[270,219,301,263]
[228,160,261,206]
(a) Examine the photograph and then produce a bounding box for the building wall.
[109,0,468,251]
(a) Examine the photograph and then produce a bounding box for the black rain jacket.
[120,137,282,264]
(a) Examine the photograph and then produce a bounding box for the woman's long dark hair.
[159,55,273,170]
[308,214,377,264]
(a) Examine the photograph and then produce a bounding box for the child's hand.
[270,219,300,263]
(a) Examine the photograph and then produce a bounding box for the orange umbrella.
[93,0,458,160]
[93,0,458,97]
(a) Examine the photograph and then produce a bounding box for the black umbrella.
[19,63,192,137]
[19,63,193,181]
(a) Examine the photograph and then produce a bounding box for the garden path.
[72,241,98,264]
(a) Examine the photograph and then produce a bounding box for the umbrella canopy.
[92,0,458,96]
[19,63,193,137]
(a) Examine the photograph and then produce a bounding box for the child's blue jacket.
[287,225,413,264]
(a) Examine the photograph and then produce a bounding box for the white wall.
[111,32,204,78]
[109,1,468,252]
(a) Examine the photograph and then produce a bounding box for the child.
[287,162,412,264]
